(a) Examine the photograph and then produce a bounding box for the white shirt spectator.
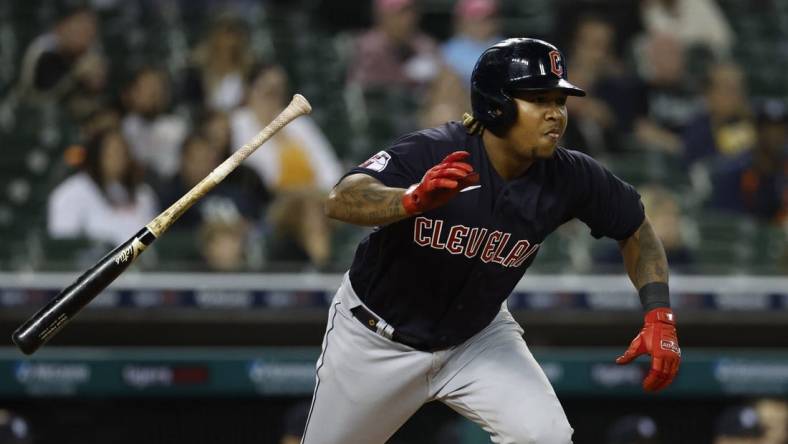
[48,173,158,245]
[230,109,342,192]
[122,113,188,179]
[207,72,245,112]
[641,0,733,57]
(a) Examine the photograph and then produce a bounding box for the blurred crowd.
[600,398,788,444]
[272,397,788,444]
[0,0,786,273]
[0,396,785,444]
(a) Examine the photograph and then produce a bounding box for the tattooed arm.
[616,217,680,395]
[618,217,669,289]
[324,174,409,226]
[326,151,478,226]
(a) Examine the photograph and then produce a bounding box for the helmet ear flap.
[471,85,517,135]
[493,90,517,132]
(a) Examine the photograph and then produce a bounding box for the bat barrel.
[13,285,82,354]
[12,228,156,354]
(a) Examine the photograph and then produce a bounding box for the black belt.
[350,305,433,351]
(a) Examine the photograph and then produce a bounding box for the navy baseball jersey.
[345,121,644,350]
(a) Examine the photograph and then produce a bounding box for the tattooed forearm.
[618,218,669,289]
[324,174,409,226]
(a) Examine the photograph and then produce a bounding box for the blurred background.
[0,0,786,442]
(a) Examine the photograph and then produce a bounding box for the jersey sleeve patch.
[359,151,392,172]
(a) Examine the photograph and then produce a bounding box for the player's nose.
[544,103,564,121]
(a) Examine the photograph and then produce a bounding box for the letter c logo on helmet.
[548,50,563,77]
[470,38,585,135]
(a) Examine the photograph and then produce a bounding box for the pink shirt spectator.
[347,0,440,89]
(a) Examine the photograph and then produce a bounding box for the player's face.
[508,90,568,159]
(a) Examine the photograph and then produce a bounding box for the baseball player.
[303,38,681,444]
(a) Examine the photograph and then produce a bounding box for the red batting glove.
[401,151,479,215]
[616,308,681,393]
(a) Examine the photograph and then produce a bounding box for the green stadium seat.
[689,210,780,273]
[529,232,574,273]
[329,224,368,271]
[600,149,690,191]
[748,224,787,274]
[38,236,111,271]
[148,229,202,271]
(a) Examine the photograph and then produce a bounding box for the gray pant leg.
[432,310,574,444]
[301,290,433,444]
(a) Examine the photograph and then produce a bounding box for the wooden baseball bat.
[12,94,312,355]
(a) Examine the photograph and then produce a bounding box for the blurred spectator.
[714,405,765,444]
[202,109,235,154]
[199,110,271,213]
[79,105,122,141]
[707,99,788,224]
[640,0,734,58]
[154,134,212,229]
[562,15,638,155]
[231,65,342,192]
[419,67,467,128]
[48,129,157,245]
[641,185,693,268]
[231,65,342,267]
[346,0,441,91]
[156,134,266,230]
[182,14,254,112]
[0,409,33,444]
[554,1,643,56]
[279,401,310,444]
[121,66,189,180]
[423,0,500,129]
[755,398,788,444]
[441,0,502,89]
[632,32,702,154]
[682,62,756,166]
[18,4,107,119]
[595,184,693,272]
[605,414,661,444]
[198,201,252,272]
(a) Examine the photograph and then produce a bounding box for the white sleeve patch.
[358,151,391,172]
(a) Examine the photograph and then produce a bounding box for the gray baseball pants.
[301,274,573,444]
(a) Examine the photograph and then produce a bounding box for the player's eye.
[556,97,567,106]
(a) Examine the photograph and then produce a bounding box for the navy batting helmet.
[470,38,585,134]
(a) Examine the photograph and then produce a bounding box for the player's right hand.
[402,151,479,215]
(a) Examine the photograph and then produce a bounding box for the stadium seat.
[149,229,202,271]
[601,149,690,191]
[530,231,575,273]
[690,209,771,273]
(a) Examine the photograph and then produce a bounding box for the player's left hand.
[615,308,681,392]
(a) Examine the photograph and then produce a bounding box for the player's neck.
[482,131,535,181]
